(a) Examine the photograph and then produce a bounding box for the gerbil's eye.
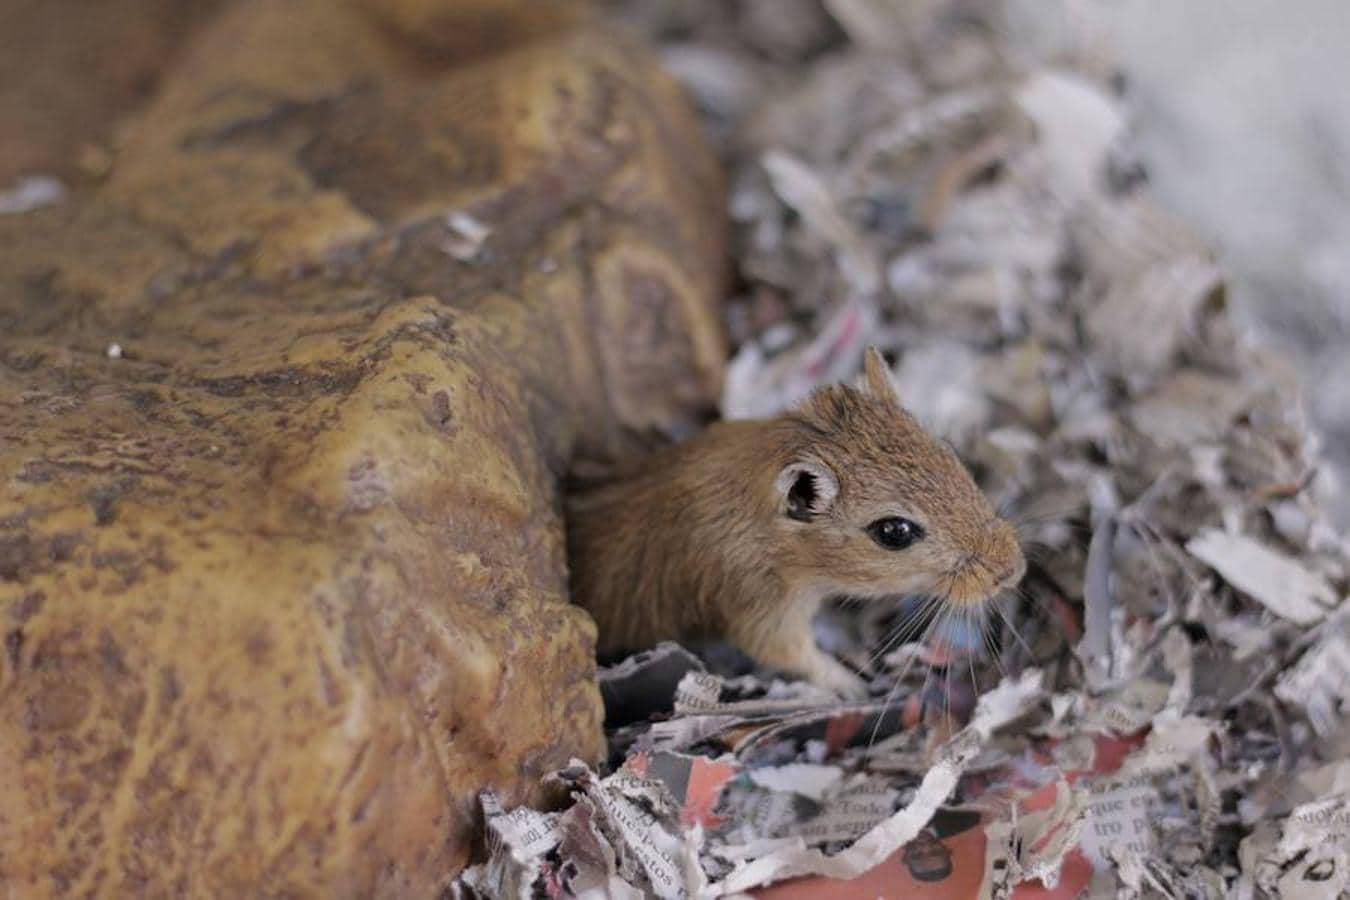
[867,517,924,550]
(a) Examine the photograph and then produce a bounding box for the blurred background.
[1082,0,1350,528]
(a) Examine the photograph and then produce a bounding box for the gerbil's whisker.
[963,605,982,699]
[992,594,1037,663]
[874,601,939,683]
[988,591,1015,669]
[982,598,1017,679]
[932,603,963,730]
[865,619,935,726]
[1018,541,1060,565]
[869,599,934,669]
[982,614,1009,681]
[943,643,953,723]
[1008,578,1057,628]
[863,594,940,671]
[1008,504,1087,529]
[865,598,947,752]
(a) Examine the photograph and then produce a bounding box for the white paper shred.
[710,670,1042,895]
[1243,793,1350,900]
[1015,71,1124,204]
[1275,611,1350,735]
[1187,529,1339,626]
[0,174,66,214]
[441,211,492,261]
[761,150,880,296]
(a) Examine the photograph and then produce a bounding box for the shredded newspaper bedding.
[453,2,1350,896]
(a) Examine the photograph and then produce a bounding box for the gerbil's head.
[769,348,1024,606]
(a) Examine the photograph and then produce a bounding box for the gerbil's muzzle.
[948,522,1025,604]
[991,561,1022,588]
[988,521,1027,591]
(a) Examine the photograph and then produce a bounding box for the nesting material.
[454,1,1350,896]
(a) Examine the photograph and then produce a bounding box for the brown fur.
[565,348,1025,696]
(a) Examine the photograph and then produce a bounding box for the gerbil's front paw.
[811,656,869,701]
[782,648,868,701]
[738,625,870,702]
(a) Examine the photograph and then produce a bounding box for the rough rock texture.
[0,0,725,895]
[0,0,229,183]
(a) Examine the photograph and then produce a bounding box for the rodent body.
[566,349,1025,697]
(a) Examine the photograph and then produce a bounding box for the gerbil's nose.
[988,522,1026,587]
[992,556,1026,587]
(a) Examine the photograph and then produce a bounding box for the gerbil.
[565,348,1025,697]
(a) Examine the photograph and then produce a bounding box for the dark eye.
[867,517,924,550]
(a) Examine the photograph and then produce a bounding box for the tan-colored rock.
[0,0,230,184]
[0,0,725,895]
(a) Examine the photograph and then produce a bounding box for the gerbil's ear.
[775,461,839,522]
[860,346,900,406]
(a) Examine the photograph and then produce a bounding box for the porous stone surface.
[0,0,725,895]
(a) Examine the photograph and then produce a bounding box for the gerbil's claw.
[734,619,869,701]
[812,656,870,701]
[786,643,869,700]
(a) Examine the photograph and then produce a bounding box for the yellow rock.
[0,0,725,894]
